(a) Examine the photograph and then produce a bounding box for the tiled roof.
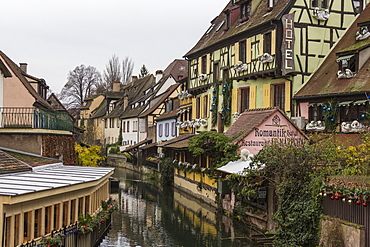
[184,0,291,57]
[138,83,180,117]
[155,109,180,121]
[0,59,11,77]
[0,150,32,174]
[163,59,188,80]
[90,100,107,119]
[157,134,194,147]
[294,5,370,99]
[0,50,53,109]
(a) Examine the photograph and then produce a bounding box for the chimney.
[155,70,163,83]
[132,76,138,82]
[123,95,129,110]
[112,81,121,92]
[19,63,28,73]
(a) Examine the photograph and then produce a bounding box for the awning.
[353,99,369,105]
[338,101,353,106]
[217,158,264,174]
[335,54,354,63]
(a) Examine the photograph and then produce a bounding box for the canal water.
[100,167,261,247]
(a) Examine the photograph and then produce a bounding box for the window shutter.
[198,57,202,75]
[231,88,239,115]
[271,30,276,55]
[250,86,256,109]
[246,38,252,63]
[263,84,271,108]
[234,42,239,64]
[192,98,197,119]
[206,54,211,74]
[259,34,264,56]
[285,81,291,112]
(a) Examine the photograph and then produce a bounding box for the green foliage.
[139,64,149,78]
[40,232,65,246]
[159,157,175,186]
[188,131,238,171]
[322,99,339,132]
[108,144,120,154]
[75,143,105,167]
[221,78,233,127]
[211,81,221,126]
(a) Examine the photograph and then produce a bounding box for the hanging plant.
[221,78,233,127]
[211,81,221,126]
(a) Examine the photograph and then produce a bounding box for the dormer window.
[311,0,328,9]
[226,12,231,29]
[336,54,357,79]
[240,2,251,22]
[267,0,275,11]
[352,0,363,14]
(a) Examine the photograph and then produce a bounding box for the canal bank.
[101,167,266,247]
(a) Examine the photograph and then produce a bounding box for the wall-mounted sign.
[281,13,295,75]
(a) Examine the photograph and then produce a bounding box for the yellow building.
[0,148,114,247]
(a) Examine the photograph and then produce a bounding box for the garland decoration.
[221,78,233,127]
[211,81,221,126]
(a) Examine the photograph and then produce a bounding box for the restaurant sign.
[281,13,295,75]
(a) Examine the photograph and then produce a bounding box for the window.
[268,0,275,9]
[196,97,201,119]
[203,95,209,118]
[241,2,251,21]
[273,84,285,110]
[336,55,356,72]
[241,87,250,111]
[239,40,246,63]
[352,0,363,13]
[165,123,169,137]
[133,120,138,132]
[158,124,163,137]
[201,55,207,74]
[171,122,176,136]
[311,0,328,8]
[226,12,231,29]
[264,32,272,54]
[127,121,130,132]
[109,118,114,128]
[105,119,108,129]
[166,100,173,112]
[213,63,219,82]
[122,121,126,132]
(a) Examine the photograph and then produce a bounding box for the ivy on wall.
[211,81,221,126]
[221,78,233,127]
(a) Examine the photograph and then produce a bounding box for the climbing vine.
[221,78,233,127]
[211,81,221,126]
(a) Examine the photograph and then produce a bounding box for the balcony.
[0,107,73,132]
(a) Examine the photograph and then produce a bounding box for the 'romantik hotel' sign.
[281,13,295,75]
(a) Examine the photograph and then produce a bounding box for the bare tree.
[122,56,134,85]
[98,55,122,93]
[59,65,101,109]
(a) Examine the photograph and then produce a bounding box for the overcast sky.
[1,0,227,94]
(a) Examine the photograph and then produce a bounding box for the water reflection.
[101,168,258,247]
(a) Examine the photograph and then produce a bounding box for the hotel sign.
[281,13,295,75]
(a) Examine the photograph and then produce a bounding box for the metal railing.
[19,217,112,247]
[0,107,73,131]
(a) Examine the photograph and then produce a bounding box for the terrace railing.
[0,107,73,132]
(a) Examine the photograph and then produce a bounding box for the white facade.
[156,118,177,142]
[104,117,120,144]
[122,117,139,146]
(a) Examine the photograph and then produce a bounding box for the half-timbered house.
[183,0,368,133]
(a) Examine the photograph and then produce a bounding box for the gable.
[238,111,306,154]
